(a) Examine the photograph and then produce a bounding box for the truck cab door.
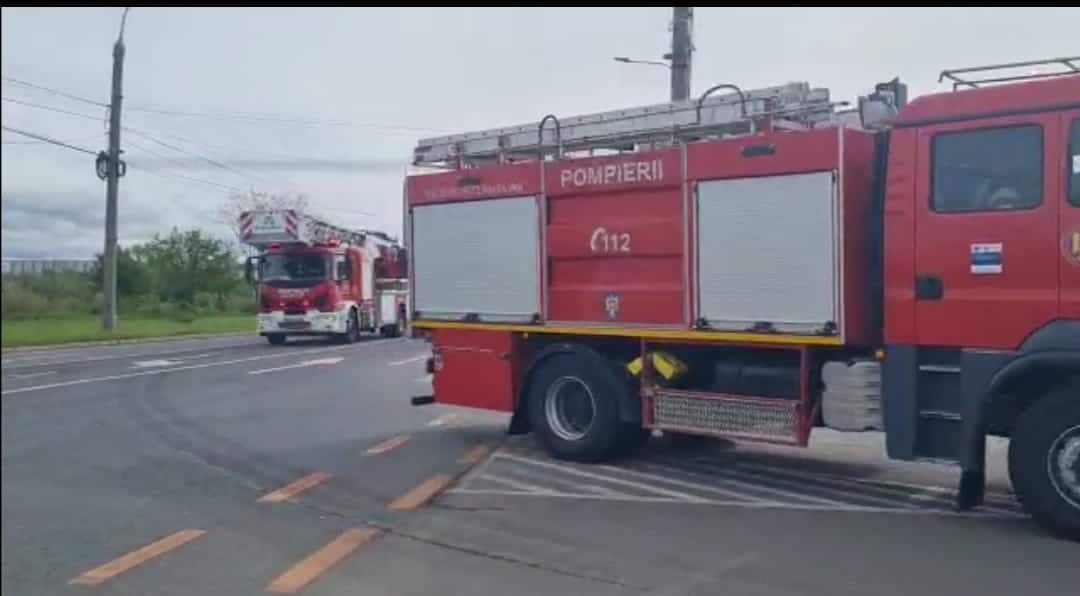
[1062,111,1080,317]
[913,114,1061,350]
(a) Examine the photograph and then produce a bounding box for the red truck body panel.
[407,127,879,343]
[546,149,683,325]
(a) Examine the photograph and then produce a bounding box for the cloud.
[4,7,1079,258]
[0,187,229,259]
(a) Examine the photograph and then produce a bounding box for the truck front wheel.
[1008,378,1080,541]
[527,352,624,463]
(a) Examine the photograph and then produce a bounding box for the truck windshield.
[260,253,328,287]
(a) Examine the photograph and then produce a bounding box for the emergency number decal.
[970,242,1003,275]
[590,227,632,254]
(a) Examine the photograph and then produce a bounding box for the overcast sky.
[2,7,1077,259]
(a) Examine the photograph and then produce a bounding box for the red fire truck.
[404,58,1080,539]
[240,209,408,344]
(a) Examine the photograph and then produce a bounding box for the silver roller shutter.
[696,171,839,334]
[411,195,540,322]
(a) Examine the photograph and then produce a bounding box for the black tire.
[526,351,625,462]
[266,334,286,346]
[1008,378,1080,541]
[617,424,652,455]
[380,320,402,338]
[341,309,360,344]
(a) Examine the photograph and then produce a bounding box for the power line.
[1,75,109,108]
[1,96,106,122]
[125,105,447,133]
[125,127,273,187]
[130,164,247,193]
[124,137,248,193]
[0,125,98,155]
[3,73,446,134]
[2,132,104,145]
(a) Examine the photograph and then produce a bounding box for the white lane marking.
[1,340,399,396]
[0,339,257,369]
[7,370,57,379]
[388,355,427,367]
[132,359,184,368]
[365,435,411,455]
[597,464,776,504]
[478,474,556,494]
[497,453,709,503]
[444,489,1027,517]
[415,374,433,383]
[427,413,459,427]
[248,357,345,375]
[636,462,848,507]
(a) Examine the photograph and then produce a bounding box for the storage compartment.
[696,170,839,335]
[431,329,521,412]
[411,195,540,322]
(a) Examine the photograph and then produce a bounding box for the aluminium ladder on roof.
[412,81,846,168]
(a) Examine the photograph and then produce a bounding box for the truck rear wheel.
[1008,378,1080,541]
[527,352,624,462]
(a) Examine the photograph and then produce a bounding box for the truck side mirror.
[245,256,259,284]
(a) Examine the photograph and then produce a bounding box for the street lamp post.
[613,7,694,102]
[613,56,671,70]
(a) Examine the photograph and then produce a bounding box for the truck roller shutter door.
[696,171,840,335]
[412,195,540,323]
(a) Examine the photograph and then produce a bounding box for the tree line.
[2,227,254,322]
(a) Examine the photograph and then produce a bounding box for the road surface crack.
[373,524,637,589]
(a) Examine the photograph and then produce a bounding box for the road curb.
[1,332,253,354]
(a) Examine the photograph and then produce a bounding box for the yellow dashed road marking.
[388,474,454,511]
[257,472,333,503]
[266,528,380,593]
[459,444,491,465]
[69,529,206,586]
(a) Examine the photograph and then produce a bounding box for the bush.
[1,282,47,320]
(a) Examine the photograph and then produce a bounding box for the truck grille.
[652,390,799,443]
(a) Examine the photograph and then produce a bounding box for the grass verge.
[1,316,253,348]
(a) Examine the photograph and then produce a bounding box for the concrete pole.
[102,10,127,331]
[670,7,693,102]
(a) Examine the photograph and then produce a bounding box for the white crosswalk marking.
[498,453,711,503]
[446,439,1026,519]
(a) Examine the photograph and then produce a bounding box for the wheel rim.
[1047,424,1080,510]
[544,376,596,441]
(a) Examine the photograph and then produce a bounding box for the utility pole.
[668,7,693,102]
[102,8,128,331]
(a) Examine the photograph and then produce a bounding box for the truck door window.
[931,124,1043,213]
[1070,118,1080,207]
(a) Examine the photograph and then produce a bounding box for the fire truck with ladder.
[240,208,408,344]
[403,57,1080,539]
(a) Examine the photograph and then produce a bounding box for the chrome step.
[652,389,799,444]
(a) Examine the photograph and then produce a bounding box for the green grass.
[1,316,254,348]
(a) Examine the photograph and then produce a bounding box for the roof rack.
[938,56,1080,90]
[412,81,849,168]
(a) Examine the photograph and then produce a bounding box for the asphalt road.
[2,333,1077,596]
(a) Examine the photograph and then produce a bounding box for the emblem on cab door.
[1069,230,1080,266]
[604,293,621,320]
